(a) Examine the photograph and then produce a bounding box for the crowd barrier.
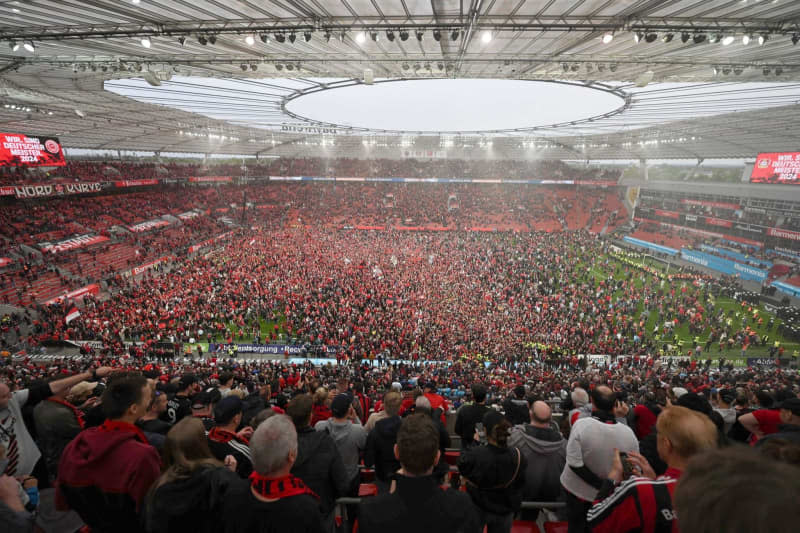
[621,236,678,256]
[679,249,768,282]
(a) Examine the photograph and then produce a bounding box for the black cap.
[192,387,221,409]
[213,396,243,424]
[179,374,197,390]
[779,398,800,416]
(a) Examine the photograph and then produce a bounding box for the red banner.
[45,283,99,305]
[768,227,800,241]
[10,182,103,199]
[723,234,762,247]
[114,179,158,187]
[705,217,733,228]
[128,219,170,233]
[680,199,740,210]
[751,152,800,184]
[188,176,232,183]
[129,255,174,277]
[39,234,109,254]
[0,133,66,167]
[0,257,12,267]
[0,186,14,196]
[655,209,679,220]
[188,231,233,253]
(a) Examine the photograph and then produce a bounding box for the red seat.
[445,450,460,465]
[511,521,541,533]
[543,522,569,533]
[358,483,378,497]
[359,468,375,482]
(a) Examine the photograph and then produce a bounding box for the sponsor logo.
[40,234,109,254]
[767,227,800,241]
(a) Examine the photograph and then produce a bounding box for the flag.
[65,306,80,324]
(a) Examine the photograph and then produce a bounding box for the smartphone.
[475,423,487,445]
[619,452,634,479]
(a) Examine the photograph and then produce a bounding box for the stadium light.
[692,34,706,44]
[758,34,767,46]
[198,35,207,45]
[793,34,800,45]
[9,41,19,52]
[356,32,366,44]
[433,30,441,42]
[775,67,783,75]
[661,33,673,43]
[208,35,216,45]
[763,67,771,75]
[177,36,186,46]
[645,33,658,43]
[304,31,312,42]
[260,34,270,44]
[245,34,255,46]
[275,33,285,43]
[742,35,751,45]
[721,35,735,45]
[709,34,720,43]
[451,30,460,41]
[602,32,613,44]
[370,31,379,42]
[386,30,395,42]
[399,30,409,41]
[633,32,642,43]
[416,30,424,41]
[481,31,492,43]
[288,33,296,44]
[23,41,35,52]
[680,32,690,43]
[140,37,151,48]
[733,67,743,75]
[323,32,330,42]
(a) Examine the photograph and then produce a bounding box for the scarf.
[47,397,85,429]
[208,427,248,445]
[99,419,149,444]
[249,472,319,501]
[592,410,618,424]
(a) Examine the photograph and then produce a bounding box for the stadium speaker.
[363,68,374,85]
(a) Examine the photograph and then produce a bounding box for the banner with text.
[10,182,104,199]
[128,218,170,233]
[45,283,100,305]
[188,176,232,183]
[680,249,767,282]
[114,179,159,188]
[188,231,233,254]
[751,152,800,184]
[39,234,109,254]
[767,227,800,242]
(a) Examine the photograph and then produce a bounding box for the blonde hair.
[656,406,718,459]
[313,387,329,406]
[384,391,402,416]
[228,388,247,400]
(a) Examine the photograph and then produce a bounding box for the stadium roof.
[0,0,800,160]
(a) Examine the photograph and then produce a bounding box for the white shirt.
[0,389,42,477]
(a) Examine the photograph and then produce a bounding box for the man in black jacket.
[359,414,480,533]
[502,385,530,426]
[286,393,349,533]
[455,383,491,450]
[365,391,402,493]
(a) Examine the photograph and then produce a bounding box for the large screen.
[0,133,66,167]
[751,152,800,184]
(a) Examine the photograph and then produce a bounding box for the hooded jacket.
[144,465,243,533]
[56,421,161,533]
[315,418,367,482]
[364,415,402,482]
[508,424,567,504]
[291,426,349,517]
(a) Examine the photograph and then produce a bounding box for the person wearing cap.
[314,393,367,493]
[207,396,254,478]
[162,374,199,426]
[192,388,221,431]
[756,397,800,447]
[359,414,481,533]
[458,410,526,533]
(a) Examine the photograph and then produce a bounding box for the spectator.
[365,391,403,493]
[455,383,491,451]
[207,396,254,478]
[358,414,480,533]
[413,396,451,482]
[365,390,399,433]
[674,447,800,533]
[137,389,171,436]
[632,392,661,440]
[144,417,241,533]
[587,406,718,533]
[162,374,198,425]
[502,385,529,426]
[314,393,367,497]
[508,400,566,522]
[352,382,371,426]
[1,366,111,479]
[218,372,234,397]
[56,374,160,533]
[458,411,527,533]
[568,387,591,427]
[756,397,800,447]
[0,471,36,533]
[711,388,737,435]
[222,415,325,533]
[310,388,332,427]
[422,380,448,424]
[286,393,349,532]
[560,385,638,533]
[738,389,793,443]
[191,387,220,430]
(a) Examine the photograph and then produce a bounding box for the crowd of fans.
[1,340,799,532]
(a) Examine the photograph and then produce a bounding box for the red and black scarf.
[249,472,319,500]
[99,419,149,444]
[208,427,249,445]
[47,397,85,429]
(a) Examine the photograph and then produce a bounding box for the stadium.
[1,1,800,532]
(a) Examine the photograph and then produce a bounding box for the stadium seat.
[358,483,378,497]
[511,521,541,533]
[543,522,569,533]
[444,450,460,465]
